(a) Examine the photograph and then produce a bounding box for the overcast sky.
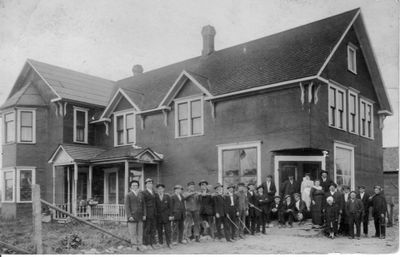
[0,0,398,147]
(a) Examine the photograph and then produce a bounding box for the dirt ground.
[1,218,398,254]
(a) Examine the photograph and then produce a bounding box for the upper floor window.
[114,111,135,146]
[347,44,357,74]
[360,98,374,139]
[348,90,359,134]
[73,107,88,144]
[17,109,36,143]
[3,112,15,143]
[175,97,204,138]
[328,84,346,130]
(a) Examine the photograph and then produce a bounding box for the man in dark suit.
[346,191,364,239]
[170,185,185,244]
[142,178,157,248]
[320,170,333,193]
[270,195,284,227]
[261,175,276,227]
[199,180,215,239]
[356,185,370,237]
[213,183,231,242]
[125,180,145,251]
[155,184,173,248]
[370,185,387,239]
[280,175,300,198]
[224,184,239,241]
[293,193,307,224]
[324,183,344,224]
[246,183,257,235]
[282,195,295,227]
[338,185,351,236]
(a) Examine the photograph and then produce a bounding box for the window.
[328,84,346,130]
[175,97,204,138]
[1,168,36,202]
[3,170,15,202]
[17,109,36,143]
[3,112,15,143]
[17,169,34,202]
[114,112,135,146]
[360,98,374,139]
[218,141,261,186]
[348,90,359,134]
[347,44,357,74]
[73,107,88,143]
[334,142,355,190]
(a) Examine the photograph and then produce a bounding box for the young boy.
[293,193,307,225]
[282,195,295,227]
[324,196,339,239]
[270,195,284,228]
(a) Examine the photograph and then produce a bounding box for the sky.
[0,0,398,147]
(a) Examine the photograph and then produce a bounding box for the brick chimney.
[132,64,143,76]
[201,25,216,57]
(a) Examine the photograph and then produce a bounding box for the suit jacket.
[320,178,333,192]
[236,191,249,212]
[324,191,344,211]
[255,193,271,214]
[294,200,307,215]
[142,188,156,218]
[280,179,300,196]
[282,200,295,214]
[200,192,214,216]
[213,194,227,216]
[370,193,387,217]
[155,193,172,223]
[345,198,364,216]
[170,193,185,221]
[357,192,370,213]
[124,191,145,222]
[183,191,200,211]
[270,201,283,214]
[224,193,239,214]
[261,181,277,197]
[325,204,339,224]
[247,190,257,216]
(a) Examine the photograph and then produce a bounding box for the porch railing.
[52,203,126,222]
[54,204,69,220]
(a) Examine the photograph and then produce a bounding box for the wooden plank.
[0,240,31,254]
[32,184,43,254]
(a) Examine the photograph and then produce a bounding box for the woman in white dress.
[300,173,314,211]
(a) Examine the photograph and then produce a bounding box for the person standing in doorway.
[310,180,324,228]
[125,180,145,251]
[142,178,157,248]
[280,175,300,198]
[300,173,314,211]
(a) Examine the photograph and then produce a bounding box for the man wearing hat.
[345,191,364,239]
[369,185,387,239]
[199,180,215,239]
[183,181,201,242]
[213,183,231,242]
[320,170,333,193]
[224,184,239,240]
[323,183,344,223]
[357,185,371,237]
[142,178,157,248]
[282,194,295,228]
[155,184,173,248]
[270,195,284,228]
[338,185,351,236]
[171,185,185,244]
[246,182,258,235]
[236,182,249,238]
[280,174,300,198]
[255,185,270,234]
[293,193,307,225]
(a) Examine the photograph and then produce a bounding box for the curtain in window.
[76,111,86,142]
[335,147,352,188]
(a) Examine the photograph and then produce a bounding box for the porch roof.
[48,144,108,164]
[90,145,163,163]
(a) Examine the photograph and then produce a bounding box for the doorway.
[104,168,118,204]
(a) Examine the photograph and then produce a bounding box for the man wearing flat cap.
[246,182,257,234]
[369,185,387,239]
[213,183,231,242]
[142,178,157,248]
[345,191,364,239]
[155,184,173,248]
[224,184,239,240]
[171,185,185,244]
[199,180,215,239]
[183,181,201,242]
[357,185,371,237]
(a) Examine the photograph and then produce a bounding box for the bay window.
[3,112,15,143]
[114,111,136,146]
[1,168,35,202]
[175,97,204,138]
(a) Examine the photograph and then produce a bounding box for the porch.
[48,144,162,222]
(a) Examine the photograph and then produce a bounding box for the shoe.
[357,237,360,240]
[167,244,172,249]
[195,236,200,242]
[380,236,385,239]
[227,239,232,242]
[239,235,244,239]
[262,231,266,235]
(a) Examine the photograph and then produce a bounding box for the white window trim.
[359,98,374,140]
[174,96,204,138]
[73,106,89,144]
[17,108,36,144]
[113,110,136,147]
[328,83,347,131]
[333,142,355,190]
[347,44,357,74]
[16,167,36,203]
[2,111,16,144]
[347,90,359,135]
[1,168,16,203]
[217,141,262,185]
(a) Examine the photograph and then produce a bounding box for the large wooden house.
[0,9,392,220]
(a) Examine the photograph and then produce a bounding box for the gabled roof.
[0,83,46,110]
[90,145,162,162]
[48,144,107,164]
[116,9,368,111]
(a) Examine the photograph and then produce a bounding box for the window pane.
[127,129,135,143]
[76,111,86,127]
[20,111,33,127]
[76,128,84,142]
[4,171,14,201]
[349,95,355,114]
[367,105,372,122]
[116,116,124,131]
[178,103,188,120]
[6,119,15,142]
[191,100,201,118]
[126,114,134,129]
[117,131,124,145]
[338,91,344,111]
[19,170,32,201]
[21,127,33,142]
[223,150,240,186]
[239,148,257,177]
[329,88,336,107]
[335,147,352,188]
[179,120,188,136]
[191,117,201,135]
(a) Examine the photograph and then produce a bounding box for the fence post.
[32,184,43,254]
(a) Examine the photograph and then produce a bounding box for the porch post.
[157,163,160,184]
[88,165,93,199]
[52,165,56,205]
[124,161,129,194]
[73,163,78,216]
[67,166,71,213]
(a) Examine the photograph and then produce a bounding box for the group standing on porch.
[124,171,388,252]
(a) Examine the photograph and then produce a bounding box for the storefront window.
[335,144,354,189]
[222,147,257,186]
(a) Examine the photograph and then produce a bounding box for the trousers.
[128,221,143,246]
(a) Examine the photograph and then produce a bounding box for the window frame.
[17,109,36,144]
[328,83,347,131]
[359,98,374,139]
[333,141,355,190]
[73,106,89,144]
[174,96,204,138]
[16,168,36,203]
[347,44,357,74]
[1,168,16,203]
[2,111,16,144]
[347,89,359,135]
[113,110,136,146]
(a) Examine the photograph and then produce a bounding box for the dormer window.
[73,107,88,144]
[114,111,136,146]
[347,43,357,74]
[175,96,204,138]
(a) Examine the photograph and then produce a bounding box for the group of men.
[124,174,388,251]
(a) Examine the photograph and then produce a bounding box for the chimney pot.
[201,25,216,57]
[132,64,143,76]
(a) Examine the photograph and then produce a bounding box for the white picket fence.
[53,203,126,222]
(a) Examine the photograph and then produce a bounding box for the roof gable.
[100,88,141,119]
[1,83,47,110]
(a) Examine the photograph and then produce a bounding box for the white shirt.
[159,194,164,200]
[147,188,154,195]
[344,192,349,202]
[229,193,234,206]
[131,190,139,196]
[266,181,271,192]
[360,192,365,199]
[176,193,182,201]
